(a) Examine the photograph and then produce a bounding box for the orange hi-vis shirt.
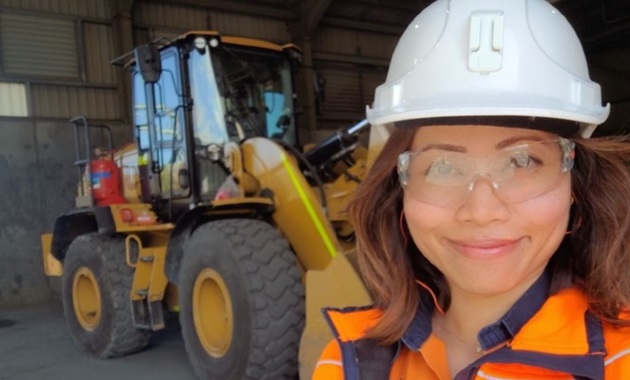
[312,274,630,380]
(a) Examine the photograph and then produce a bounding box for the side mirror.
[135,44,161,84]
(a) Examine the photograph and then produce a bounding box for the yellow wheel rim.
[72,267,102,331]
[193,268,234,358]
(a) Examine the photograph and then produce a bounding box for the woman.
[313,0,630,379]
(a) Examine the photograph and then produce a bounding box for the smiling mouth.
[448,238,523,259]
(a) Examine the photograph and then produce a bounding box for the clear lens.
[398,138,574,207]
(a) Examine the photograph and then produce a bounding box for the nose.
[455,176,510,225]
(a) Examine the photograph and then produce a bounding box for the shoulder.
[312,306,383,380]
[312,339,344,380]
[511,288,590,352]
[603,323,630,377]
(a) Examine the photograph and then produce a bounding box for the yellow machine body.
[40,31,391,380]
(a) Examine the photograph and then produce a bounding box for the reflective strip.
[477,370,573,380]
[315,359,343,368]
[476,370,513,380]
[605,347,630,366]
[280,153,337,257]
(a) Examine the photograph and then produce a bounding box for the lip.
[447,238,523,260]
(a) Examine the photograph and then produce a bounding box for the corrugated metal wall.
[312,26,396,130]
[132,2,290,43]
[133,2,208,33]
[0,0,399,308]
[0,0,116,121]
[1,13,79,78]
[83,22,117,85]
[33,84,120,119]
[0,0,120,307]
[313,27,358,56]
[208,11,290,42]
[317,64,362,116]
[0,0,110,18]
[356,30,399,58]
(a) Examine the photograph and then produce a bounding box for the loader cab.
[130,32,301,219]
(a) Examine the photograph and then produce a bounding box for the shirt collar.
[401,271,551,351]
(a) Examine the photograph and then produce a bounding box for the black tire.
[179,219,305,380]
[62,233,152,358]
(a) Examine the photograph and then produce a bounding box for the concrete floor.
[0,305,197,380]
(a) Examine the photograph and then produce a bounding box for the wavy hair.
[348,128,630,344]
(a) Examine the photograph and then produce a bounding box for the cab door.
[132,46,190,205]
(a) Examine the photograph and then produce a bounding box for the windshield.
[200,43,297,146]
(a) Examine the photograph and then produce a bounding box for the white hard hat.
[366,0,610,137]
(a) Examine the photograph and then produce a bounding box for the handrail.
[70,115,115,207]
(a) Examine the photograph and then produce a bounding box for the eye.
[508,150,543,169]
[510,152,531,168]
[426,158,461,178]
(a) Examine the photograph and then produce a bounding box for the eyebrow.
[419,143,467,153]
[495,135,545,149]
[419,135,547,153]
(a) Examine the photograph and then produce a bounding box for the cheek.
[526,176,572,227]
[520,185,572,248]
[402,195,449,248]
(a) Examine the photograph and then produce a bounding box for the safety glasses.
[398,138,575,208]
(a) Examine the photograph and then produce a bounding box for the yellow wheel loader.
[40,31,390,380]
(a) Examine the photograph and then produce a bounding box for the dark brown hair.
[349,127,630,344]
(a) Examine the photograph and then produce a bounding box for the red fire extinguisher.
[90,158,126,206]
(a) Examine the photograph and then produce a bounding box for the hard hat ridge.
[367,0,610,137]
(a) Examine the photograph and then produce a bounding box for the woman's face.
[403,125,572,297]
